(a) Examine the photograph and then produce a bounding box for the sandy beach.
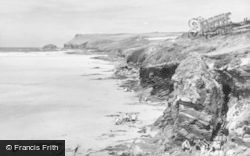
[0,52,163,155]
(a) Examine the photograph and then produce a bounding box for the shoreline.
[0,51,164,156]
[81,53,166,156]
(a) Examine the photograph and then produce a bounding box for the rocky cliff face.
[139,62,178,100]
[154,55,226,142]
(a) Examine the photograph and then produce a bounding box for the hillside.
[64,32,182,53]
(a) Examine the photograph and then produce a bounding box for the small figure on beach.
[200,143,223,156]
[139,96,148,103]
[114,118,122,125]
[206,148,225,156]
[212,134,227,151]
[123,87,130,92]
[211,140,221,151]
[200,144,208,156]
[195,139,209,150]
[130,113,138,122]
[182,140,192,153]
[123,113,130,122]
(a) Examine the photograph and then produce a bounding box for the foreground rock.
[154,55,226,141]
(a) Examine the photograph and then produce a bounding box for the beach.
[0,52,163,155]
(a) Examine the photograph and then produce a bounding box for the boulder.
[42,44,58,51]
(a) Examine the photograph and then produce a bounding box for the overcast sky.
[0,0,249,47]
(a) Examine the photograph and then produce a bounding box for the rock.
[64,42,88,50]
[154,55,226,142]
[42,44,58,51]
[139,62,178,86]
[150,50,249,154]
[139,62,179,99]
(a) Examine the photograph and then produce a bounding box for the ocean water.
[0,47,41,52]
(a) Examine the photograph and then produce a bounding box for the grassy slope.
[143,30,250,66]
[64,32,182,52]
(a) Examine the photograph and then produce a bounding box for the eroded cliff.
[106,29,250,156]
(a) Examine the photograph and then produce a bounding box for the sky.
[0,0,249,47]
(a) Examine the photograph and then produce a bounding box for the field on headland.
[64,32,182,52]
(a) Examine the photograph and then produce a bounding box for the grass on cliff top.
[65,32,182,52]
[141,31,250,66]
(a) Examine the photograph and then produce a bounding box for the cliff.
[63,32,182,53]
[103,25,250,156]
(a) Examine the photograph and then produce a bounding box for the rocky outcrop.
[100,30,250,156]
[42,44,58,51]
[209,52,250,141]
[154,56,226,142]
[64,42,88,50]
[147,51,249,155]
[109,52,249,155]
[139,62,179,99]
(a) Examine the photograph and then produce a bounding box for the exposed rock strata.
[154,56,226,142]
[90,30,250,156]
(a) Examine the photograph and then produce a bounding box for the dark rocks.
[64,42,88,49]
[140,63,179,85]
[121,52,249,155]
[42,44,58,51]
[139,62,179,99]
[154,56,227,142]
[107,31,250,156]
